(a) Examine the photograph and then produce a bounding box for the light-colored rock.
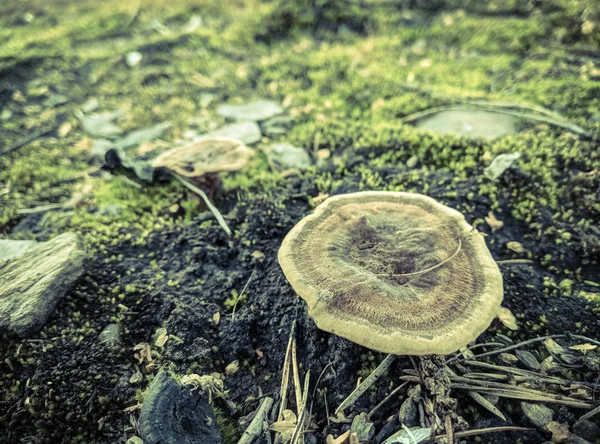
[196,122,262,145]
[0,239,38,261]
[0,233,86,337]
[521,402,553,428]
[351,412,375,441]
[99,323,120,345]
[264,143,311,170]
[415,109,518,140]
[139,370,223,444]
[484,152,521,181]
[217,100,282,122]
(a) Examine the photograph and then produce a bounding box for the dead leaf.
[497,306,518,330]
[137,141,160,155]
[507,241,526,254]
[546,421,569,443]
[499,353,519,364]
[313,193,329,205]
[485,211,504,233]
[58,121,73,138]
[569,343,598,352]
[133,342,153,364]
[123,402,143,412]
[73,137,95,152]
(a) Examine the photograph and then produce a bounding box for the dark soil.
[3,168,599,443]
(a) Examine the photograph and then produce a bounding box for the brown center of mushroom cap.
[278,192,503,355]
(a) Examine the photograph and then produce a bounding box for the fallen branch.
[400,375,595,409]
[447,334,600,365]
[424,426,533,443]
[238,397,274,444]
[0,126,58,157]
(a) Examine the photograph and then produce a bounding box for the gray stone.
[351,412,375,441]
[0,239,38,261]
[98,204,123,217]
[99,323,120,345]
[217,100,282,122]
[80,110,123,138]
[126,51,143,67]
[114,122,171,150]
[515,349,541,371]
[415,109,518,140]
[484,152,521,181]
[196,121,262,145]
[264,143,312,170]
[573,419,600,442]
[0,233,86,337]
[398,397,419,427]
[139,370,222,444]
[383,427,432,444]
[521,402,553,428]
[261,115,294,136]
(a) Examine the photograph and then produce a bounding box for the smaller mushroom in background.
[152,137,254,201]
[278,191,504,356]
[152,138,254,236]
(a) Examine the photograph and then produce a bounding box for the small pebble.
[573,419,600,442]
[126,51,143,67]
[99,324,120,345]
[521,402,553,428]
[516,350,541,370]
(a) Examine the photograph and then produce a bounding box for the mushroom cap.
[278,191,503,355]
[151,137,254,177]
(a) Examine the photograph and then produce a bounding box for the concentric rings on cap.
[278,191,503,355]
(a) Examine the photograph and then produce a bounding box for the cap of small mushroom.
[152,137,254,199]
[278,191,504,356]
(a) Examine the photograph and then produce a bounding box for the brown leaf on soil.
[546,421,570,443]
[569,343,598,352]
[326,430,351,444]
[485,211,504,233]
[133,342,153,364]
[497,307,519,331]
[136,141,161,155]
[74,137,94,152]
[312,193,329,205]
[58,121,73,138]
[506,241,526,253]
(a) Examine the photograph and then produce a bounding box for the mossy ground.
[1,0,600,443]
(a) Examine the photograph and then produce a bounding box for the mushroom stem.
[171,172,232,237]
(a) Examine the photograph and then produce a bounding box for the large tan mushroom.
[278,191,503,355]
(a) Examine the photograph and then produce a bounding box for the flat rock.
[216,100,282,122]
[264,143,312,170]
[139,370,222,444]
[415,109,518,140]
[197,121,262,145]
[0,233,86,337]
[521,402,553,428]
[0,239,38,261]
[573,420,600,442]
